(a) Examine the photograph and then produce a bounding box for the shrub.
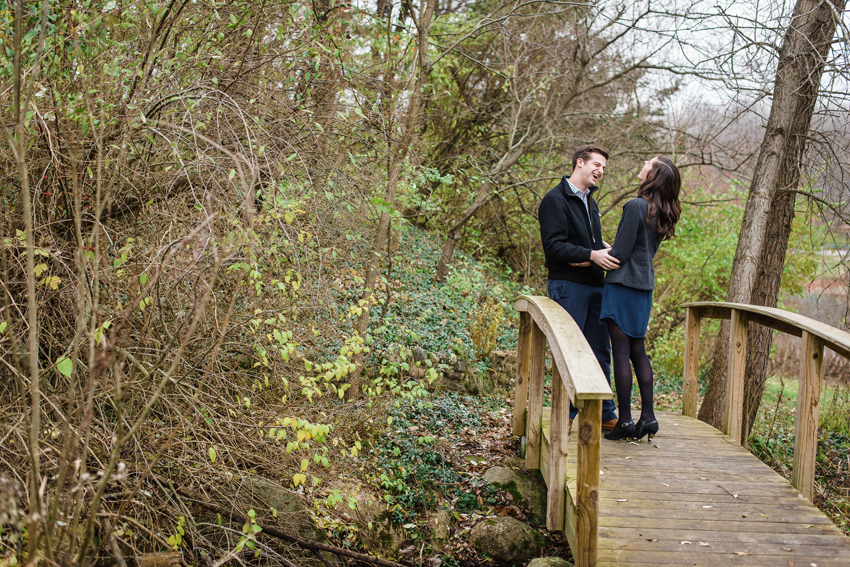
[469,298,504,360]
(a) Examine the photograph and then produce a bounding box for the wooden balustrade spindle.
[725,309,749,444]
[546,364,569,531]
[683,307,701,418]
[575,398,602,567]
[793,331,824,502]
[525,321,546,470]
[513,311,532,436]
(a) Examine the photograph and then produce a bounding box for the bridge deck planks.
[539,409,850,566]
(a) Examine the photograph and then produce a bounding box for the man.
[538,144,619,429]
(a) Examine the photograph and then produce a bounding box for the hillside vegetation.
[1,0,847,565]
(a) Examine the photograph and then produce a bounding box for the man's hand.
[570,261,592,267]
[590,248,620,270]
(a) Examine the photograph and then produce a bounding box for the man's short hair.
[572,144,609,171]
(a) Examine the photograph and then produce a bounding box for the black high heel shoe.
[604,420,636,441]
[634,419,659,441]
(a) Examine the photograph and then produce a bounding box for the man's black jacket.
[538,177,606,286]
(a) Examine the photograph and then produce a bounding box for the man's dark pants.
[547,279,618,422]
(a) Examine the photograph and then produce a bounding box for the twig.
[103,520,129,567]
[311,548,334,567]
[96,513,172,550]
[176,489,409,567]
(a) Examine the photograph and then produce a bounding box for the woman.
[601,156,681,441]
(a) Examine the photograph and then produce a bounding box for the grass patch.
[749,375,850,535]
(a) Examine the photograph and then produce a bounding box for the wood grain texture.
[515,295,613,401]
[539,410,850,566]
[575,399,602,567]
[525,320,546,470]
[682,307,700,418]
[546,365,569,531]
[792,331,824,502]
[512,311,532,436]
[724,309,748,444]
[681,301,850,359]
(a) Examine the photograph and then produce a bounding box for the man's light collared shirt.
[566,177,590,217]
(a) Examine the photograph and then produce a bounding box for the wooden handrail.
[513,295,614,567]
[681,301,850,502]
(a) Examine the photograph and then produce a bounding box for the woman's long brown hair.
[637,155,681,241]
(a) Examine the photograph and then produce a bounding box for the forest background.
[1,0,850,564]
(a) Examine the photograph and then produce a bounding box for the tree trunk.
[698,0,845,428]
[434,129,544,282]
[740,188,796,440]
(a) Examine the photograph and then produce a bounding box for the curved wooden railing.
[512,295,614,567]
[681,302,850,502]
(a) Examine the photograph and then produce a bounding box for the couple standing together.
[538,145,682,441]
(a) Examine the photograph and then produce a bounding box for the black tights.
[607,320,655,423]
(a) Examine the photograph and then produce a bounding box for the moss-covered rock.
[528,557,573,567]
[430,509,453,552]
[468,517,545,563]
[346,491,405,558]
[232,474,341,567]
[483,466,547,525]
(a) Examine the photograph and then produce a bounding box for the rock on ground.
[502,456,526,470]
[431,509,453,552]
[528,557,573,567]
[483,466,547,525]
[343,491,405,558]
[232,475,341,566]
[468,516,545,564]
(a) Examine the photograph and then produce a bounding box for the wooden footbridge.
[512,296,850,566]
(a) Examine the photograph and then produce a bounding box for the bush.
[469,298,504,360]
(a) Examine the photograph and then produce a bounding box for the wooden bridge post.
[513,311,532,436]
[575,398,601,567]
[725,309,748,444]
[525,321,546,470]
[682,307,701,418]
[546,365,569,531]
[792,331,824,501]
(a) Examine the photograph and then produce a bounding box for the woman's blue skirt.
[600,282,653,338]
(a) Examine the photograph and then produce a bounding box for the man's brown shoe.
[601,418,619,431]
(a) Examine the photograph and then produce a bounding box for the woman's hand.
[590,248,620,270]
[570,261,591,267]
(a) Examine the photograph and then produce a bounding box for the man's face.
[574,153,607,189]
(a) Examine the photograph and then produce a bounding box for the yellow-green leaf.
[208,446,218,463]
[34,263,48,276]
[300,458,309,471]
[56,356,73,378]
